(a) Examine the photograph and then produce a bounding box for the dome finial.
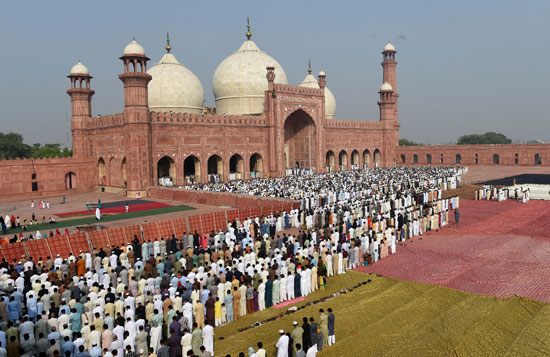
[166,32,172,53]
[308,58,312,74]
[246,16,252,40]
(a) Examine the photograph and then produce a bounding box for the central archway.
[284,110,316,170]
[184,155,200,184]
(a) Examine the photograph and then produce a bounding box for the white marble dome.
[124,39,145,55]
[380,82,393,91]
[298,72,336,120]
[212,39,287,115]
[147,53,205,114]
[324,87,336,120]
[70,61,88,75]
[384,42,396,52]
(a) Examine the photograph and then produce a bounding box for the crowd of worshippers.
[475,185,530,203]
[182,166,464,200]
[0,224,347,357]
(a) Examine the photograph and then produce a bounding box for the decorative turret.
[378,82,396,122]
[318,71,326,89]
[119,38,152,111]
[266,66,275,91]
[382,42,397,91]
[67,61,94,158]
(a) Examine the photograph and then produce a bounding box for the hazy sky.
[1,0,549,145]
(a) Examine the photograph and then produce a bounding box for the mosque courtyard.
[2,165,550,356]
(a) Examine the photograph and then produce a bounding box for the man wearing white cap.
[275,329,289,357]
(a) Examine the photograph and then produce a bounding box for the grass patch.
[6,205,194,234]
[215,273,550,357]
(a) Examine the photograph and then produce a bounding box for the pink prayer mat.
[273,297,305,309]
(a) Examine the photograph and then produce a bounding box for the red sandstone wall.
[0,157,95,199]
[396,144,550,166]
[150,122,270,185]
[147,187,297,209]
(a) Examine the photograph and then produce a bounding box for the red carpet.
[55,202,171,217]
[355,199,550,302]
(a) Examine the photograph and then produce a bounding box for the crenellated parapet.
[0,157,88,164]
[273,83,324,96]
[325,119,384,130]
[150,111,267,127]
[87,113,125,129]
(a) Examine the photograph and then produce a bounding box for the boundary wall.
[396,144,550,167]
[147,188,296,208]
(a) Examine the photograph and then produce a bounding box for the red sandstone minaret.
[67,61,94,158]
[119,39,153,195]
[380,42,399,123]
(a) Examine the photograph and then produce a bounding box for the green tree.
[399,138,421,146]
[31,143,72,158]
[457,132,512,145]
[0,132,32,159]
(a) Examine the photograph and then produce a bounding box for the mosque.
[4,21,546,199]
[59,21,400,197]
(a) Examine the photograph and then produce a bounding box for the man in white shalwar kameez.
[202,323,214,356]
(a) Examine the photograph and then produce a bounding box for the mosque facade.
[60,26,400,197]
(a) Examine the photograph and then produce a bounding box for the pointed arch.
[535,153,542,165]
[65,172,76,190]
[363,149,371,169]
[284,109,316,169]
[207,154,223,183]
[98,158,106,185]
[338,150,348,171]
[351,150,360,169]
[373,149,381,168]
[157,155,176,186]
[184,155,201,184]
[250,153,263,178]
[326,150,335,172]
[229,153,244,180]
[121,157,127,188]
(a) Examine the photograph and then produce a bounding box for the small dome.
[299,72,336,120]
[380,82,393,91]
[124,39,145,55]
[213,39,287,115]
[384,42,396,52]
[147,53,205,114]
[70,61,88,75]
[318,71,326,76]
[298,74,318,88]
